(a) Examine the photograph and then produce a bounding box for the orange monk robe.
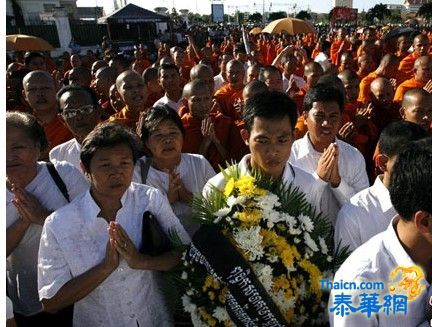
[395,50,409,61]
[181,112,232,170]
[356,70,369,81]
[145,91,165,109]
[135,58,151,71]
[62,60,72,75]
[398,52,421,75]
[311,48,320,60]
[330,40,350,66]
[393,78,425,103]
[214,84,243,120]
[45,57,57,74]
[99,98,117,116]
[39,115,73,150]
[229,119,250,162]
[358,72,380,103]
[292,85,309,115]
[266,42,277,65]
[108,106,142,130]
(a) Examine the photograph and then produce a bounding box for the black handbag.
[140,211,174,256]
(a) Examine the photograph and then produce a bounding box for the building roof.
[404,0,430,5]
[98,3,169,24]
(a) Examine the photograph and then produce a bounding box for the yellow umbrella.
[262,17,316,35]
[6,34,54,51]
[249,27,263,35]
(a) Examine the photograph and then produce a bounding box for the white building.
[402,0,431,18]
[333,0,353,8]
[6,0,77,24]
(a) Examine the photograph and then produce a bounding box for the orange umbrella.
[249,27,263,35]
[262,18,316,35]
[6,34,54,51]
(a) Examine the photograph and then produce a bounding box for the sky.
[77,0,402,16]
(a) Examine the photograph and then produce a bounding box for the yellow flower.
[234,175,256,195]
[203,275,214,292]
[272,275,290,290]
[224,178,235,197]
[282,308,295,322]
[299,259,322,297]
[208,291,216,301]
[218,287,228,303]
[199,307,217,327]
[237,209,262,225]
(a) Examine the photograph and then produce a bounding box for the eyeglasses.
[62,105,95,119]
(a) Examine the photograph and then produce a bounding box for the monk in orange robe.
[358,54,400,104]
[181,80,232,169]
[338,52,355,73]
[356,54,376,80]
[370,77,400,134]
[394,56,432,103]
[395,35,411,60]
[398,34,430,75]
[109,71,148,130]
[330,28,350,66]
[143,67,164,108]
[214,59,245,120]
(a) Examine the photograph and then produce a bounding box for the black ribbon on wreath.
[186,225,290,327]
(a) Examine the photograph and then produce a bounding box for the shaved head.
[378,53,399,69]
[23,70,54,87]
[414,56,432,82]
[190,64,215,93]
[402,88,432,108]
[338,70,359,84]
[370,77,393,93]
[182,79,211,99]
[243,80,268,103]
[304,62,324,76]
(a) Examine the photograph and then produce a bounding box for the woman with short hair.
[38,122,190,326]
[6,111,88,326]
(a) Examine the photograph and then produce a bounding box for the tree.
[296,10,311,21]
[417,2,432,20]
[249,12,263,23]
[366,3,391,23]
[268,11,287,21]
[10,0,25,26]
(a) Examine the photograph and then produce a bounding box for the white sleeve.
[150,190,191,244]
[38,216,72,300]
[6,296,14,320]
[335,204,363,253]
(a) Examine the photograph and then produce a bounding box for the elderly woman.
[135,105,216,236]
[6,112,88,326]
[38,122,190,327]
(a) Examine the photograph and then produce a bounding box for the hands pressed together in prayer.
[166,169,192,204]
[316,143,341,188]
[423,79,432,94]
[201,116,219,144]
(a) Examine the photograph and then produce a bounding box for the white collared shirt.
[7,161,88,316]
[38,183,190,327]
[203,154,336,225]
[214,73,227,92]
[49,138,82,171]
[133,153,216,236]
[329,218,431,327]
[335,175,397,252]
[153,94,183,112]
[289,133,369,207]
[282,73,306,92]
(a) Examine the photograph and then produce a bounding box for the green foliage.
[296,10,312,21]
[249,12,263,23]
[417,2,432,20]
[268,11,287,21]
[366,3,391,23]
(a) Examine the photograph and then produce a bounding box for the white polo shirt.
[49,138,82,171]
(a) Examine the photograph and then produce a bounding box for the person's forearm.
[132,251,181,271]
[199,138,212,156]
[7,220,30,256]
[42,261,114,313]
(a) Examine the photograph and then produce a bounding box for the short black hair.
[24,52,44,67]
[389,137,432,221]
[6,111,49,151]
[80,122,142,172]
[138,105,185,143]
[379,121,428,157]
[56,85,99,111]
[303,84,344,113]
[111,54,131,68]
[158,63,180,78]
[243,91,298,132]
[143,67,158,83]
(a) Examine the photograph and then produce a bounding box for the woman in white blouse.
[6,112,88,326]
[135,105,216,236]
[38,122,190,327]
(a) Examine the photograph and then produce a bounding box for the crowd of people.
[5,23,432,326]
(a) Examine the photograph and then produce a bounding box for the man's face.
[398,36,410,53]
[415,60,432,82]
[246,66,259,83]
[242,116,294,179]
[413,37,430,56]
[187,87,212,120]
[59,90,100,141]
[401,95,432,131]
[27,57,46,71]
[118,74,147,110]
[159,68,180,93]
[304,101,342,150]
[340,55,354,70]
[343,80,360,103]
[370,83,394,107]
[227,63,245,87]
[23,75,57,114]
[264,71,283,92]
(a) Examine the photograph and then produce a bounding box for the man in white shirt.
[335,121,428,252]
[214,54,232,92]
[289,84,369,215]
[204,91,334,224]
[49,85,102,170]
[329,138,432,326]
[153,64,184,112]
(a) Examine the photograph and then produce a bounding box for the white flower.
[298,214,314,232]
[182,295,197,313]
[304,232,319,252]
[318,236,328,255]
[213,207,230,223]
[281,213,302,235]
[294,237,301,244]
[212,307,230,322]
[226,196,237,207]
[181,271,188,280]
[251,263,274,292]
[233,226,264,261]
[270,290,296,312]
[267,221,274,228]
[257,193,281,212]
[186,289,194,296]
[297,280,308,299]
[267,254,279,263]
[327,255,333,262]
